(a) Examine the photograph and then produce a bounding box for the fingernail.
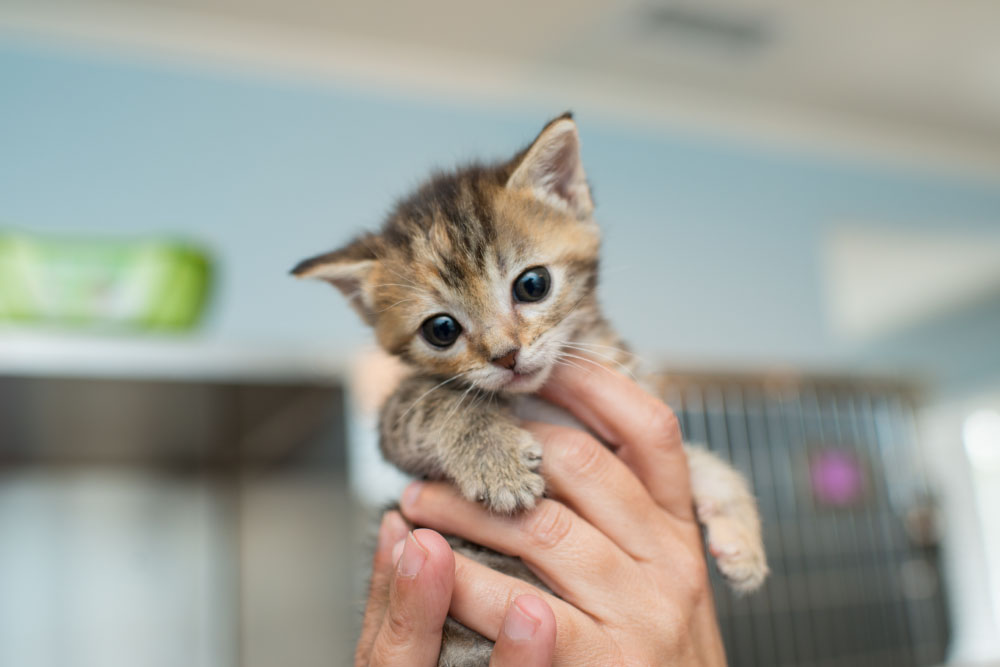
[503,597,541,641]
[391,538,405,565]
[378,511,408,553]
[401,481,423,510]
[397,531,427,578]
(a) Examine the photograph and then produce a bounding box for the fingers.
[450,551,613,663]
[489,595,557,667]
[401,481,635,614]
[539,361,695,521]
[356,511,410,666]
[365,528,455,667]
[525,421,670,561]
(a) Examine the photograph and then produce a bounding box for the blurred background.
[1,1,999,665]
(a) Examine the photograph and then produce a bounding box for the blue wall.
[2,38,999,393]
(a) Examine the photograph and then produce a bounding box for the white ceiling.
[3,0,1000,172]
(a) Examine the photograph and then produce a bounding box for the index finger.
[525,421,672,561]
[539,361,695,521]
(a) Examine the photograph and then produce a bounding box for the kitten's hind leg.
[685,445,769,593]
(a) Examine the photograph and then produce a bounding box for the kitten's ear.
[506,113,593,218]
[291,235,379,324]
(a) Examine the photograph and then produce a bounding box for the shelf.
[0,331,347,383]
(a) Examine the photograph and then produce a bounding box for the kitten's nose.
[491,348,519,370]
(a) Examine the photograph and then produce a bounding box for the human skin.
[355,362,727,666]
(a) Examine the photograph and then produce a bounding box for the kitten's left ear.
[506,113,593,218]
[290,234,379,325]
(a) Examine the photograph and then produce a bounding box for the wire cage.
[654,372,949,667]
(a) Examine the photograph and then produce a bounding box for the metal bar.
[724,384,775,666]
[744,384,798,665]
[771,384,821,664]
[839,390,901,665]
[861,391,915,665]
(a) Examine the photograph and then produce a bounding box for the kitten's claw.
[521,438,543,467]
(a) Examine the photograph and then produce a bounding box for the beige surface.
[3,1,1000,175]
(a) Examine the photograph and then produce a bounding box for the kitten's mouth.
[502,367,544,391]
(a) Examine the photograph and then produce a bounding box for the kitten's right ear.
[291,235,379,325]
[507,112,593,219]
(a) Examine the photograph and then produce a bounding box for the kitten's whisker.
[356,239,422,290]
[553,337,639,360]
[466,388,488,416]
[396,372,468,425]
[551,336,643,369]
[381,265,422,289]
[557,343,638,379]
[553,350,596,375]
[553,357,593,376]
[558,351,622,379]
[567,351,635,381]
[559,339,634,355]
[376,297,418,313]
[372,283,426,293]
[435,384,476,438]
[446,384,475,422]
[557,292,592,323]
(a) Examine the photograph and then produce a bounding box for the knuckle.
[674,548,710,604]
[647,402,681,444]
[381,602,416,646]
[557,621,623,667]
[524,500,575,551]
[557,430,605,480]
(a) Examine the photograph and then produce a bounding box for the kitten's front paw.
[456,432,545,514]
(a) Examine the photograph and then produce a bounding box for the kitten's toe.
[455,431,546,513]
[704,515,769,594]
[456,468,544,514]
[520,438,543,469]
[482,469,545,514]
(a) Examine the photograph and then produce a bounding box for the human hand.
[398,362,727,665]
[355,511,558,666]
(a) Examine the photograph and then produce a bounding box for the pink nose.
[491,348,519,370]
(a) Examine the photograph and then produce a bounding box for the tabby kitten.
[294,114,768,665]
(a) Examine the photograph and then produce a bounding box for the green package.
[0,231,213,331]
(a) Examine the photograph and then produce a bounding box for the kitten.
[294,114,768,665]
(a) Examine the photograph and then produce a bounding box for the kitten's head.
[293,114,600,394]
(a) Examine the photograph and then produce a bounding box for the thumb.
[356,511,410,666]
[367,529,455,666]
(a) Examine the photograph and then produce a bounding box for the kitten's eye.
[420,314,462,348]
[513,267,551,303]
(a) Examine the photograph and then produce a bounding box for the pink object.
[810,449,866,506]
